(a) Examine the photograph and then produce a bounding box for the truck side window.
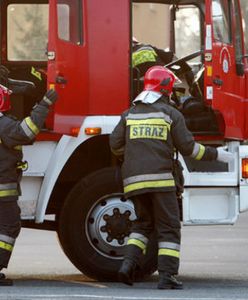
[233,0,243,63]
[7,4,48,61]
[212,0,231,44]
[174,5,201,60]
[57,0,83,45]
[240,0,248,53]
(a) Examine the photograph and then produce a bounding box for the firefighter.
[109,66,234,289]
[132,38,174,98]
[132,37,174,77]
[0,85,58,286]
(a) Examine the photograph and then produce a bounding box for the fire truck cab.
[0,0,248,281]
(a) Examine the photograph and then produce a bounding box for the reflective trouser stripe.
[0,241,13,252]
[20,117,39,139]
[0,234,15,245]
[191,143,205,160]
[159,242,180,251]
[0,190,18,197]
[158,248,180,258]
[0,183,18,197]
[129,233,149,245]
[127,238,146,252]
[124,179,175,194]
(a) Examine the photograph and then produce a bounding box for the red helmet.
[144,66,176,96]
[0,84,12,112]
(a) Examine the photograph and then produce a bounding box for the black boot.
[157,272,183,290]
[0,273,13,286]
[118,259,136,286]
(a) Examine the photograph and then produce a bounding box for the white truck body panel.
[18,118,248,225]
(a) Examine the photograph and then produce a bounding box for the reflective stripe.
[129,232,149,245]
[0,183,18,190]
[158,248,180,258]
[14,145,22,151]
[0,241,13,252]
[127,238,146,251]
[124,173,173,186]
[0,190,19,197]
[133,48,157,67]
[42,95,52,105]
[0,112,3,117]
[159,242,180,251]
[21,117,39,139]
[191,143,205,160]
[127,118,171,129]
[0,183,18,197]
[0,234,15,245]
[124,179,175,194]
[31,67,42,81]
[126,112,172,124]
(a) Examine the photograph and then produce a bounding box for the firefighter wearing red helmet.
[110,66,234,289]
[0,86,58,286]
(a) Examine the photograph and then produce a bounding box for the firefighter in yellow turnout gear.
[0,87,58,286]
[109,66,234,289]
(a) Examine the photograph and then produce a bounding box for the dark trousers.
[0,196,21,269]
[130,191,181,274]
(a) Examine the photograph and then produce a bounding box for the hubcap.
[86,194,136,259]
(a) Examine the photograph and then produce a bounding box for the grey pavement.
[0,212,247,300]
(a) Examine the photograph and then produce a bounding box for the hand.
[217,148,234,163]
[42,89,58,106]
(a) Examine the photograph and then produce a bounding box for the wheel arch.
[35,133,113,224]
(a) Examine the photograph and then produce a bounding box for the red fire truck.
[0,0,248,281]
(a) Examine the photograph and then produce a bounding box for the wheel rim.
[86,193,136,259]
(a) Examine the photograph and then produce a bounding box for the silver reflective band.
[159,241,180,251]
[123,173,173,186]
[43,95,53,105]
[129,232,149,245]
[0,112,3,117]
[20,119,35,139]
[126,112,172,124]
[0,234,15,245]
[0,183,18,190]
[191,143,201,158]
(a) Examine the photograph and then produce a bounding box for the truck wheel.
[57,167,157,281]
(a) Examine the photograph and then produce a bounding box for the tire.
[57,167,157,281]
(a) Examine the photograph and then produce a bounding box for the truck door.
[47,0,130,135]
[47,0,87,134]
[205,0,247,140]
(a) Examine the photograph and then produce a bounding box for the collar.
[133,91,163,104]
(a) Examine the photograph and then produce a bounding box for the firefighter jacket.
[132,43,174,77]
[109,95,217,198]
[0,102,49,198]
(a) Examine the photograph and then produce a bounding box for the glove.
[217,148,234,163]
[41,89,58,106]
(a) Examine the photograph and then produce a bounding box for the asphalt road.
[1,212,248,300]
